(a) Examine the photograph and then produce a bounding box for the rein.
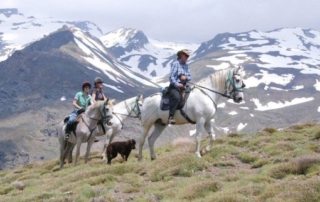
[187,81,232,99]
[81,115,97,142]
[111,95,143,128]
[112,112,124,129]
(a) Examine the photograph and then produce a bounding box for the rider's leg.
[168,86,181,124]
[65,111,77,139]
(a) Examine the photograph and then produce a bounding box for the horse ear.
[109,99,115,106]
[138,94,144,103]
[105,98,109,105]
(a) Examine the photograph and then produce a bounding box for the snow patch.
[217,103,226,108]
[228,111,238,116]
[314,79,320,91]
[251,97,314,111]
[60,96,66,101]
[103,84,124,93]
[206,62,230,70]
[189,129,196,136]
[237,123,248,131]
[244,70,294,88]
[292,85,304,90]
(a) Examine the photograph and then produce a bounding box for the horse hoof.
[206,146,211,152]
[195,152,202,158]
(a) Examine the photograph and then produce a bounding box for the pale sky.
[2,0,320,42]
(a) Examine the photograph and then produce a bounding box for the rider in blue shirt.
[168,49,192,124]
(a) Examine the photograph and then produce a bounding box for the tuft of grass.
[260,178,320,202]
[228,133,240,138]
[0,186,14,195]
[182,180,221,200]
[150,153,208,182]
[269,155,320,179]
[237,153,258,164]
[79,184,96,199]
[313,131,320,140]
[263,127,277,134]
[251,159,269,168]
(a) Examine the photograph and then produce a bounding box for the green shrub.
[263,127,277,134]
[237,153,258,164]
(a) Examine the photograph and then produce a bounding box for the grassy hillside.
[1,123,320,202]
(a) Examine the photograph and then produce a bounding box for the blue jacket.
[169,60,191,87]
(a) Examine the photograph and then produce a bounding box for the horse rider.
[65,81,92,139]
[168,49,192,125]
[91,77,108,134]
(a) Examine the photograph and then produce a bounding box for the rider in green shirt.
[65,81,92,137]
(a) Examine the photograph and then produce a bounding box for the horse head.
[101,99,113,126]
[228,66,245,103]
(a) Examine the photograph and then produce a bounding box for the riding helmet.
[82,81,91,90]
[177,49,191,58]
[94,77,104,84]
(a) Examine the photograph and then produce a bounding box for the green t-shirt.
[74,91,91,110]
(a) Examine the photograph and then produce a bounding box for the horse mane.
[209,66,243,91]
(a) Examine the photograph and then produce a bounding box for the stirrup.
[168,117,176,125]
[65,132,71,140]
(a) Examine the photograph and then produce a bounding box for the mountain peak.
[0,8,21,18]
[100,27,148,48]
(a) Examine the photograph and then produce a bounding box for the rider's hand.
[176,83,184,88]
[180,75,187,81]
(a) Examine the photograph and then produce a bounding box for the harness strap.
[81,116,97,142]
[188,82,232,99]
[180,109,196,124]
[113,112,124,129]
[196,87,217,110]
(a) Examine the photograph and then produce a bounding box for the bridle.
[225,70,245,97]
[113,95,142,118]
[112,95,143,129]
[188,69,245,99]
[82,99,112,133]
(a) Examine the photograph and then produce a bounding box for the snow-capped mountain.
[0,8,103,61]
[101,27,199,79]
[190,27,320,132]
[0,26,159,118]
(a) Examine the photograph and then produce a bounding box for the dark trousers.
[168,85,182,117]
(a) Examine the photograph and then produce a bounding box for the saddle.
[160,85,192,111]
[160,85,195,124]
[64,110,85,135]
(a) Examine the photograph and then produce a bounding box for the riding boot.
[168,85,181,125]
[168,116,176,125]
[65,123,72,139]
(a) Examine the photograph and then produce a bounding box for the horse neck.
[200,69,229,101]
[211,69,229,92]
[114,97,136,119]
[84,103,101,127]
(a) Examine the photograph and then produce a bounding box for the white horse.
[62,96,143,163]
[100,95,143,160]
[58,100,113,168]
[138,66,245,160]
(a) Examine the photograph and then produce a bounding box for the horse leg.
[59,138,66,169]
[85,137,95,164]
[101,130,117,161]
[148,123,166,160]
[205,119,216,152]
[194,118,206,158]
[138,123,153,161]
[74,137,82,166]
[67,144,75,164]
